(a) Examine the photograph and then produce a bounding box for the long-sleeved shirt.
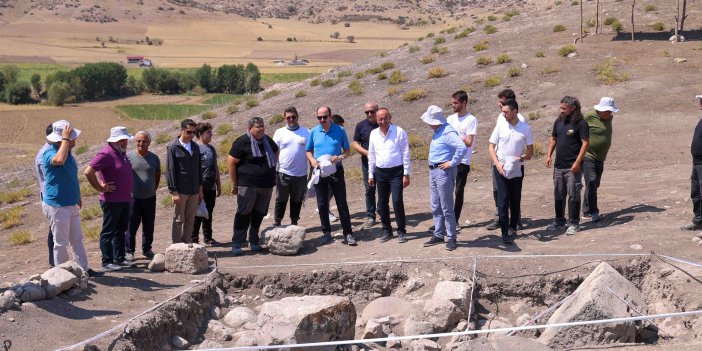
[367,124,411,179]
[428,124,466,166]
[166,137,202,195]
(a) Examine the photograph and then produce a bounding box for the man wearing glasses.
[272,107,310,227]
[352,101,380,231]
[166,119,204,244]
[306,106,357,246]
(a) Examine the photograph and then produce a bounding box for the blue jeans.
[361,158,377,221]
[429,166,458,241]
[100,201,129,265]
[375,166,406,236]
[126,196,156,254]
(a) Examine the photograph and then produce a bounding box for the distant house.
[140,59,152,67]
[127,55,144,64]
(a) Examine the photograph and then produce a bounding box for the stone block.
[165,244,208,274]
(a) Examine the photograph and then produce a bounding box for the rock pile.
[0,261,89,312]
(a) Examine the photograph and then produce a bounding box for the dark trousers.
[48,228,54,267]
[492,164,499,219]
[691,164,702,224]
[193,189,217,243]
[553,167,582,226]
[315,166,353,235]
[582,158,604,215]
[376,166,406,236]
[361,158,377,220]
[494,166,524,236]
[126,196,156,254]
[454,164,470,221]
[100,201,129,265]
[232,186,273,246]
[274,172,307,225]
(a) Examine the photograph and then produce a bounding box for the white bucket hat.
[696,95,702,100]
[46,120,81,143]
[106,126,134,142]
[593,97,619,113]
[421,105,446,126]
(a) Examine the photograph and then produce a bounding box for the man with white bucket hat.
[84,126,134,272]
[681,95,702,231]
[582,97,619,222]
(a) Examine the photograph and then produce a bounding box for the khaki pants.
[44,203,89,270]
[172,194,199,244]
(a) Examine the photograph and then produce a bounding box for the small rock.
[262,285,276,298]
[210,306,222,320]
[148,253,166,272]
[363,318,386,339]
[692,236,701,244]
[190,280,201,284]
[171,336,189,349]
[408,338,441,351]
[216,287,227,307]
[521,63,528,69]
[630,244,643,250]
[567,52,577,58]
[9,317,15,322]
[41,267,79,298]
[386,334,401,348]
[165,244,208,274]
[223,307,257,328]
[196,340,223,350]
[674,57,687,63]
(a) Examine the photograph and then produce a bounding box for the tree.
[215,64,245,94]
[1,65,19,84]
[674,0,688,38]
[30,73,41,96]
[47,81,72,106]
[243,63,261,93]
[195,64,213,92]
[4,81,33,104]
[0,71,6,98]
[631,0,636,42]
[72,62,127,100]
[346,35,355,43]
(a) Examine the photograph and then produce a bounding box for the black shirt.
[552,118,590,169]
[353,119,379,161]
[691,119,702,165]
[229,134,279,188]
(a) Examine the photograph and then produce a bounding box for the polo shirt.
[35,142,52,200]
[367,124,411,179]
[584,110,613,162]
[89,144,134,202]
[552,118,590,169]
[229,134,279,188]
[273,126,310,177]
[489,119,534,163]
[42,145,80,207]
[692,119,702,165]
[306,123,350,160]
[353,119,379,161]
[128,151,160,199]
[428,124,466,166]
[447,112,478,165]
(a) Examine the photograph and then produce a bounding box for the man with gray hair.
[582,97,618,222]
[353,101,380,230]
[126,131,161,260]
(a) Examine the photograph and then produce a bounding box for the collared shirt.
[367,124,410,179]
[489,119,534,163]
[179,138,193,155]
[89,144,134,202]
[353,119,379,161]
[42,145,80,207]
[428,124,466,166]
[306,123,350,160]
[34,142,52,200]
[273,126,310,177]
[584,110,613,161]
[447,112,478,165]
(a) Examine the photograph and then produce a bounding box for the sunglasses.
[285,115,298,120]
[185,130,195,135]
[317,115,329,121]
[364,110,377,115]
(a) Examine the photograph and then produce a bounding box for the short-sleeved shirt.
[692,119,702,165]
[552,118,590,169]
[306,123,350,160]
[353,119,379,161]
[35,142,52,200]
[584,110,613,162]
[89,144,134,202]
[198,143,218,191]
[127,151,160,199]
[447,112,478,165]
[229,134,279,188]
[273,126,310,177]
[42,146,80,207]
[489,119,534,163]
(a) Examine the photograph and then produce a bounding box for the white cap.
[106,126,134,142]
[593,97,619,113]
[46,120,81,143]
[696,95,702,100]
[420,105,447,126]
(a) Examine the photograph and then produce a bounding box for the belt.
[428,163,444,170]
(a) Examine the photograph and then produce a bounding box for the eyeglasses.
[317,115,329,121]
[364,110,377,115]
[185,130,195,135]
[285,115,297,120]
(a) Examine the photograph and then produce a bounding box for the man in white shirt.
[273,107,310,227]
[368,108,411,243]
[488,99,533,244]
[446,90,477,226]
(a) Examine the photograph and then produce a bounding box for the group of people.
[34,87,624,272]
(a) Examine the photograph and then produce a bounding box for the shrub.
[218,135,235,156]
[0,206,24,229]
[476,56,493,65]
[426,32,435,38]
[337,70,352,78]
[445,27,458,34]
[354,71,366,79]
[542,66,561,74]
[420,55,436,64]
[428,67,447,79]
[155,133,171,144]
[47,81,72,106]
[532,141,545,159]
[593,58,630,85]
[484,76,502,87]
[379,51,388,58]
[387,86,402,95]
[535,51,545,58]
[408,134,429,160]
[558,44,576,57]
[377,73,387,80]
[4,81,33,104]
[80,222,100,241]
[80,204,102,220]
[505,10,519,17]
[202,111,217,120]
[528,112,541,120]
[366,67,383,75]
[310,79,320,86]
[263,89,280,99]
[431,46,449,55]
[74,145,89,155]
[611,21,623,32]
[0,188,31,204]
[644,4,656,12]
[295,90,307,98]
[484,25,497,34]
[555,0,563,5]
[652,22,666,31]
[402,88,427,102]
[586,18,596,27]
[553,24,567,32]
[269,114,284,125]
[245,97,260,108]
[8,230,33,245]
[227,104,239,114]
[502,15,512,22]
[216,123,233,136]
[434,37,446,45]
[507,67,522,77]
[496,54,512,64]
[388,70,407,85]
[663,49,670,57]
[571,0,579,5]
[473,41,489,51]
[603,17,618,25]
[348,80,363,95]
[380,61,396,71]
[487,15,498,21]
[454,28,473,40]
[408,45,420,53]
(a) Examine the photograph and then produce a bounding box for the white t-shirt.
[179,138,193,155]
[446,112,478,165]
[489,119,534,167]
[273,126,310,177]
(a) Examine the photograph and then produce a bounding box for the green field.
[114,104,211,120]
[201,93,244,106]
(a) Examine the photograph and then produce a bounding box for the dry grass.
[528,112,541,120]
[160,194,174,207]
[532,141,545,159]
[8,230,34,245]
[553,24,567,32]
[542,66,561,75]
[80,204,102,221]
[388,71,408,85]
[263,90,281,99]
[1,206,24,229]
[348,80,363,95]
[336,70,352,78]
[593,59,630,85]
[476,56,493,66]
[402,88,427,102]
[202,111,217,120]
[0,188,32,204]
[387,86,402,96]
[269,114,285,125]
[535,51,545,58]
[428,67,447,79]
[507,67,522,77]
[216,123,233,136]
[558,44,577,57]
[496,54,512,64]
[380,61,396,71]
[344,168,364,182]
[295,90,307,98]
[155,133,171,144]
[420,55,436,65]
[484,76,502,88]
[81,222,101,241]
[473,41,489,52]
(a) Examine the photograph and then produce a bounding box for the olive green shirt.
[584,110,613,161]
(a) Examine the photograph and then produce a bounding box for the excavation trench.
[82,255,701,350]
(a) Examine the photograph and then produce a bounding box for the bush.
[366,67,383,75]
[348,80,363,95]
[8,230,33,245]
[434,37,446,45]
[269,114,284,125]
[263,89,280,99]
[402,88,427,102]
[593,58,630,85]
[155,133,171,144]
[553,24,567,32]
[295,90,307,98]
[496,54,512,64]
[532,141,545,159]
[586,18,596,27]
[337,70,352,78]
[47,81,72,106]
[377,73,387,80]
[420,55,436,64]
[310,79,320,86]
[81,222,100,241]
[218,135,235,156]
[379,51,388,58]
[344,168,364,182]
[535,51,545,58]
[571,0,579,5]
[528,112,541,120]
[245,97,260,108]
[505,10,519,17]
[0,188,31,204]
[611,21,623,32]
[427,67,447,79]
[652,22,666,31]
[75,145,89,155]
[216,123,233,136]
[202,111,217,120]
[80,204,102,221]
[644,4,656,12]
[380,61,396,71]
[473,41,489,51]
[484,25,498,34]
[388,70,407,85]
[408,45,420,53]
[542,66,561,74]
[387,86,402,95]
[227,104,239,114]
[354,71,366,79]
[426,32,435,38]
[558,44,576,57]
[484,76,502,87]
[0,206,24,229]
[476,56,493,65]
[507,67,522,77]
[454,27,474,40]
[603,17,618,25]
[431,46,448,55]
[487,15,498,21]
[4,81,33,104]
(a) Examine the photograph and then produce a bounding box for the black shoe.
[379,233,394,242]
[291,221,298,226]
[502,235,514,244]
[398,233,408,243]
[423,236,443,247]
[445,240,457,251]
[486,221,500,230]
[427,225,435,233]
[143,250,155,259]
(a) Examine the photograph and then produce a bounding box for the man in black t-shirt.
[352,101,380,230]
[227,117,279,255]
[681,95,702,231]
[546,96,590,235]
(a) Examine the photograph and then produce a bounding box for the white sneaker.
[565,225,580,235]
[125,253,134,261]
[102,263,122,272]
[329,212,338,222]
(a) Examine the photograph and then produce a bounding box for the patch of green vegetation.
[431,46,448,55]
[473,41,489,51]
[155,133,171,144]
[420,55,436,64]
[484,25,498,34]
[611,21,623,32]
[542,66,561,75]
[321,78,341,88]
[310,79,321,87]
[295,90,307,98]
[388,70,407,85]
[215,123,233,136]
[80,204,102,221]
[586,18,596,27]
[0,63,70,82]
[484,76,502,87]
[593,58,630,85]
[402,88,427,102]
[558,44,577,57]
[115,104,210,120]
[505,10,519,17]
[507,67,522,77]
[160,194,174,207]
[263,89,280,99]
[487,15,498,21]
[337,70,353,78]
[366,67,383,75]
[0,188,31,204]
[202,111,217,120]
[426,32,435,38]
[603,17,618,26]
[0,206,24,229]
[553,24,567,32]
[454,27,474,40]
[245,96,260,108]
[201,94,242,106]
[535,51,545,58]
[218,135,236,156]
[644,4,656,12]
[8,230,33,245]
[81,223,100,241]
[74,145,89,155]
[427,67,447,79]
[380,61,396,71]
[652,22,666,31]
[354,71,366,79]
[387,86,402,96]
[408,45,421,53]
[408,134,429,160]
[434,37,447,45]
[260,72,317,85]
[377,72,387,80]
[571,0,579,6]
[496,54,512,64]
[528,111,541,120]
[348,80,363,95]
[269,114,284,125]
[476,56,494,65]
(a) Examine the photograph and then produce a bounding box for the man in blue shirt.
[421,106,467,251]
[35,124,55,267]
[306,106,357,246]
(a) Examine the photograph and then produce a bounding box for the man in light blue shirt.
[35,124,55,267]
[421,105,466,251]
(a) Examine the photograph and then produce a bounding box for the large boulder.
[358,296,414,328]
[223,306,257,329]
[148,253,166,272]
[451,335,553,351]
[256,295,356,348]
[261,225,306,255]
[423,281,471,331]
[165,243,208,274]
[538,262,648,349]
[40,267,79,298]
[57,261,83,279]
